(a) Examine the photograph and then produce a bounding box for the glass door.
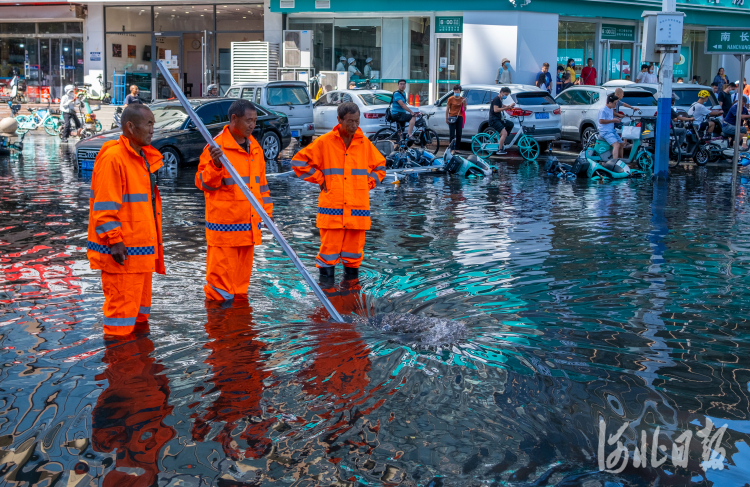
[608,42,633,81]
[436,37,461,100]
[153,35,182,100]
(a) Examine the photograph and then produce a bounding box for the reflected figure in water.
[92,334,175,487]
[191,300,274,460]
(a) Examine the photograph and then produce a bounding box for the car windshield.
[150,103,198,129]
[358,93,392,106]
[514,92,557,105]
[674,89,719,107]
[620,91,658,107]
[267,86,310,106]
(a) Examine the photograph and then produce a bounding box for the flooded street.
[2,134,750,486]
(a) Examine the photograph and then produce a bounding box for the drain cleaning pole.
[156,61,345,323]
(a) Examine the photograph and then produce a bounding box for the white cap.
[366,57,372,63]
[348,57,355,64]
[339,56,346,61]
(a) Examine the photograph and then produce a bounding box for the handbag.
[447,116,458,124]
[621,125,641,140]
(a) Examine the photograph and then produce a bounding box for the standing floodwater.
[2,135,750,486]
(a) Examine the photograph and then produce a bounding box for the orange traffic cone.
[415,94,420,107]
[409,93,414,105]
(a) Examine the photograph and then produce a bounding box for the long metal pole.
[732,54,746,199]
[156,60,345,323]
[654,0,676,180]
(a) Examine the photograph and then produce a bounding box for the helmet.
[64,84,75,93]
[348,57,355,64]
[698,90,710,98]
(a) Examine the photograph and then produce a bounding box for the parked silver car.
[420,84,562,147]
[225,81,314,144]
[555,86,657,144]
[602,81,720,114]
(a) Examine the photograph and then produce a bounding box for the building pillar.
[264,0,283,46]
[84,3,105,94]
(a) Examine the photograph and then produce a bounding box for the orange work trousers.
[316,229,366,269]
[101,271,152,336]
[204,245,255,301]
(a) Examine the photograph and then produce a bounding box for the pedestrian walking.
[535,63,552,93]
[195,99,273,301]
[488,87,515,155]
[581,58,597,85]
[446,84,466,150]
[123,85,143,108]
[566,58,577,85]
[86,104,165,336]
[291,101,387,280]
[60,85,83,142]
[713,68,728,91]
[496,58,512,84]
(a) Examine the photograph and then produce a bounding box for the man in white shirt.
[335,56,346,71]
[364,57,373,79]
[689,90,724,137]
[60,85,83,142]
[598,93,623,159]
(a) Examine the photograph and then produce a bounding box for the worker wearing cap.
[196,99,272,301]
[336,56,346,71]
[86,104,164,336]
[348,58,363,80]
[364,58,373,79]
[291,101,386,280]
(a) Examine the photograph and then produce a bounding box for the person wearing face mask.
[495,58,512,84]
[336,56,346,72]
[566,59,577,85]
[445,84,466,150]
[364,57,373,79]
[645,64,658,83]
[488,87,516,156]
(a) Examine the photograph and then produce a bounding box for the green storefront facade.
[273,0,750,103]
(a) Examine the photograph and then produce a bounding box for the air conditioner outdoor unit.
[283,30,312,68]
[231,42,279,83]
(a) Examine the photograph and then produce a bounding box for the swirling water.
[1,135,750,486]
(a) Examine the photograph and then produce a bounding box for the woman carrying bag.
[445,84,467,152]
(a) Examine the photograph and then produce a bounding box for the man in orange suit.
[291,101,386,280]
[195,99,273,301]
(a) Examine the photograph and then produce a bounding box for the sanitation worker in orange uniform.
[292,101,386,280]
[195,99,273,301]
[87,104,164,336]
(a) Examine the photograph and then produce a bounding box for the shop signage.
[376,79,428,83]
[705,28,750,54]
[437,80,460,84]
[601,24,635,42]
[436,17,462,34]
[90,52,101,61]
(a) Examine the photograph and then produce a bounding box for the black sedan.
[74,98,291,172]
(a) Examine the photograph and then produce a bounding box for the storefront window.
[106,7,151,32]
[558,21,595,81]
[409,17,430,105]
[0,23,35,35]
[216,4,263,31]
[288,19,333,73]
[334,18,381,83]
[153,5,213,32]
[679,29,710,84]
[106,32,153,99]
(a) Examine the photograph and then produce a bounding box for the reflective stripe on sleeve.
[368,172,382,186]
[89,189,95,198]
[375,166,387,171]
[263,196,273,204]
[291,159,308,167]
[255,176,261,183]
[122,193,148,203]
[138,306,151,315]
[95,221,122,234]
[351,168,369,175]
[93,201,121,211]
[322,168,345,176]
[200,173,220,191]
[298,168,319,179]
[259,184,269,192]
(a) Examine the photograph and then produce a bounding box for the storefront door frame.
[434,33,461,102]
[152,32,182,99]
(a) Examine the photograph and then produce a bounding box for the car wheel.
[301,135,313,146]
[159,146,181,178]
[261,131,281,160]
[581,126,597,148]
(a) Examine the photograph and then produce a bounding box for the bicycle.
[371,112,440,154]
[580,116,657,172]
[470,109,540,160]
[14,99,63,136]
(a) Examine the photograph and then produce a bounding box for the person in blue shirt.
[535,63,552,94]
[722,96,750,150]
[391,79,417,140]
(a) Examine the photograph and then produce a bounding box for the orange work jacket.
[195,126,272,247]
[292,126,386,230]
[87,135,165,274]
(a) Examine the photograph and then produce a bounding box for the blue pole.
[654,96,671,180]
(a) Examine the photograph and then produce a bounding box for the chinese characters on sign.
[598,419,728,473]
[435,17,463,34]
[601,24,636,42]
[706,28,750,54]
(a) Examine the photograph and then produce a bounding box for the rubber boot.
[343,267,359,279]
[319,267,335,280]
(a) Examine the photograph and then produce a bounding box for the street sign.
[436,17,462,34]
[601,24,635,42]
[705,28,750,54]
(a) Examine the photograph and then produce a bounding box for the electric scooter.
[577,135,645,180]
[442,139,492,178]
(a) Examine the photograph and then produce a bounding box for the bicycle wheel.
[471,133,494,158]
[518,135,540,160]
[635,150,654,172]
[372,127,397,142]
[44,116,61,136]
[420,128,440,154]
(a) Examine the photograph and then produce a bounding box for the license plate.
[291,130,300,137]
[79,159,95,170]
[535,112,550,119]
